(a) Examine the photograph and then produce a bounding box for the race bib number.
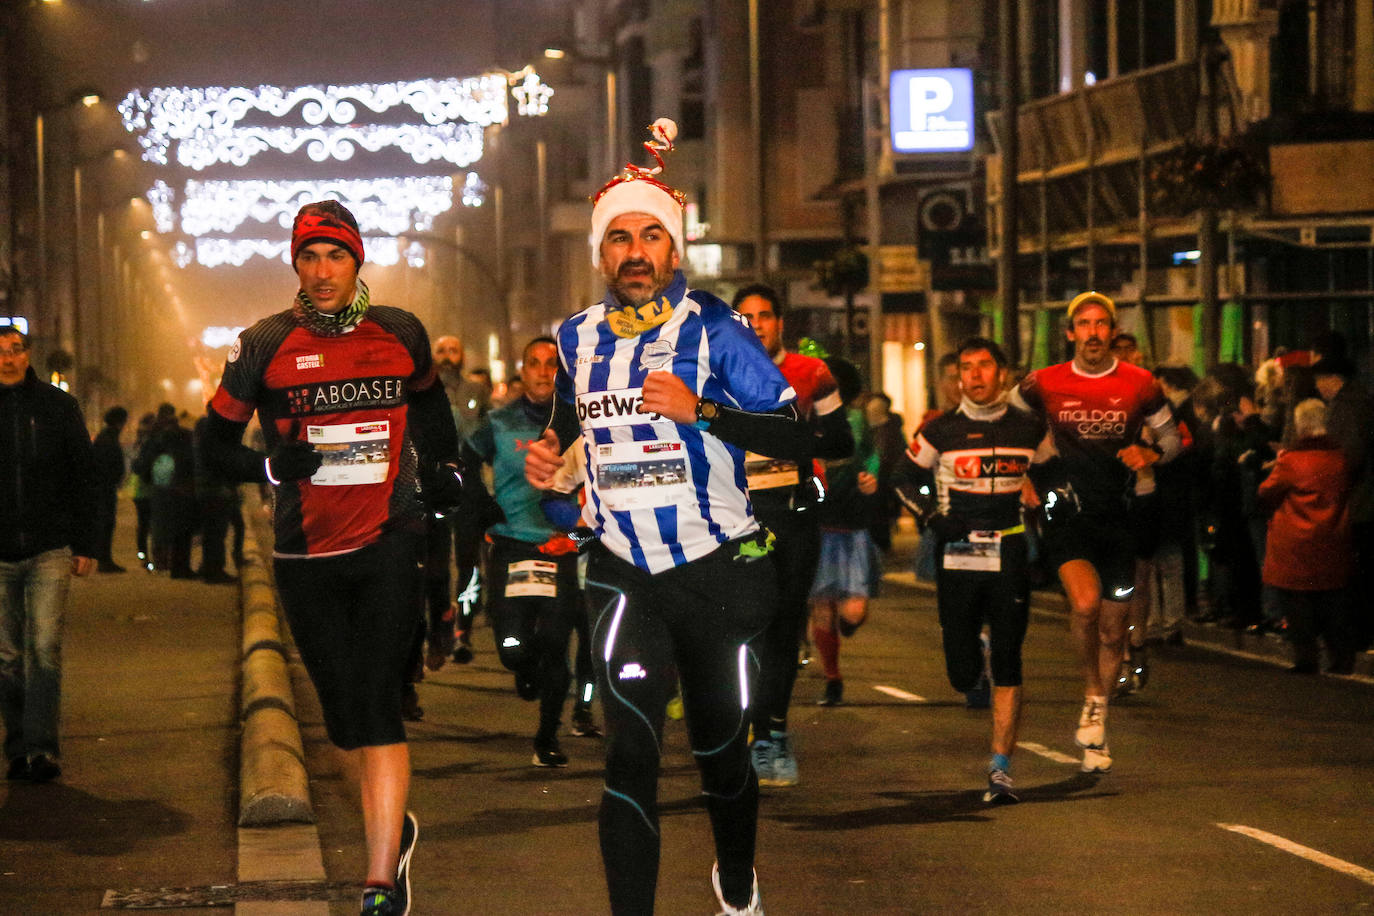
[506,559,558,598]
[943,530,1002,572]
[307,421,390,486]
[592,439,691,511]
[744,452,800,491]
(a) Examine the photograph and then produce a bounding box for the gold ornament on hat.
[592,118,687,207]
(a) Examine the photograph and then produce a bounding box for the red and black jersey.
[1014,359,1174,514]
[907,400,1049,531]
[210,306,438,557]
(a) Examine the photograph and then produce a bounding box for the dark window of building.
[1026,0,1060,99]
[622,36,652,160]
[1087,0,1111,82]
[681,17,705,141]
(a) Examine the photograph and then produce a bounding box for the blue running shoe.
[763,732,798,787]
[750,739,774,784]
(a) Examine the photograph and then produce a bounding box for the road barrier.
[237,523,313,826]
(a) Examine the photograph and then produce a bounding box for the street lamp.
[34,86,102,346]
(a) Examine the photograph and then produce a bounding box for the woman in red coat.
[1257,398,1355,673]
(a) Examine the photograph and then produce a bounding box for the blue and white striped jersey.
[553,272,797,573]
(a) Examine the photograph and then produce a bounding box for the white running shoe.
[1074,697,1108,748]
[1081,744,1112,774]
[712,861,764,915]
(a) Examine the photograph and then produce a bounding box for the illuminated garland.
[120,72,551,167]
[147,179,176,233]
[461,171,488,208]
[169,121,484,170]
[176,176,455,235]
[173,236,400,268]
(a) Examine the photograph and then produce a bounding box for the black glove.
[929,513,970,543]
[790,474,827,513]
[266,439,323,484]
[420,460,466,516]
[1038,482,1081,530]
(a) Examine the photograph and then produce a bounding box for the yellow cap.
[1067,290,1116,322]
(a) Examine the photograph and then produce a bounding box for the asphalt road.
[301,553,1374,915]
[3,501,1368,915]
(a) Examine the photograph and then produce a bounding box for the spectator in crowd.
[91,406,129,573]
[130,412,156,570]
[1258,398,1355,674]
[134,403,196,579]
[193,414,239,584]
[1111,332,1143,365]
[1151,366,1204,637]
[0,326,97,783]
[1312,355,1374,649]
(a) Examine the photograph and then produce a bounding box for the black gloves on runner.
[420,460,467,516]
[265,439,323,484]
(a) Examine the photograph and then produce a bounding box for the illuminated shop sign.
[890,68,974,153]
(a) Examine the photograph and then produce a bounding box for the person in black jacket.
[92,406,129,573]
[0,327,97,783]
[133,404,196,578]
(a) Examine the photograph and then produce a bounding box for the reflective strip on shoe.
[712,861,764,916]
[394,811,417,916]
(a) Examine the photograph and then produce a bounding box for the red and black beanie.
[291,200,364,266]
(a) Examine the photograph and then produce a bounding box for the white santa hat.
[589,118,686,267]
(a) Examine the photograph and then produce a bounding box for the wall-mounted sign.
[890,68,974,153]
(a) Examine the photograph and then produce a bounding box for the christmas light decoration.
[120,72,552,166]
[173,236,400,268]
[147,179,176,233]
[171,121,485,170]
[461,172,488,208]
[177,177,455,236]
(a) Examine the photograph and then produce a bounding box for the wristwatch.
[693,398,721,430]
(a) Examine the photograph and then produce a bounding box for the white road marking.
[872,684,926,702]
[1016,741,1080,764]
[1217,824,1374,886]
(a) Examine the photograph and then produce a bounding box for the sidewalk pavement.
[0,495,241,914]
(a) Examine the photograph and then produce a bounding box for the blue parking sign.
[890,69,974,153]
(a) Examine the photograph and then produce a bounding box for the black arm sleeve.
[708,402,810,458]
[811,405,855,461]
[546,396,580,451]
[203,406,269,484]
[407,381,460,464]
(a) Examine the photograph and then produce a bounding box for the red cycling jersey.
[210,306,437,557]
[1015,359,1173,514]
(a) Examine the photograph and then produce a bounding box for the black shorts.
[1041,512,1137,602]
[274,528,424,750]
[934,534,1030,689]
